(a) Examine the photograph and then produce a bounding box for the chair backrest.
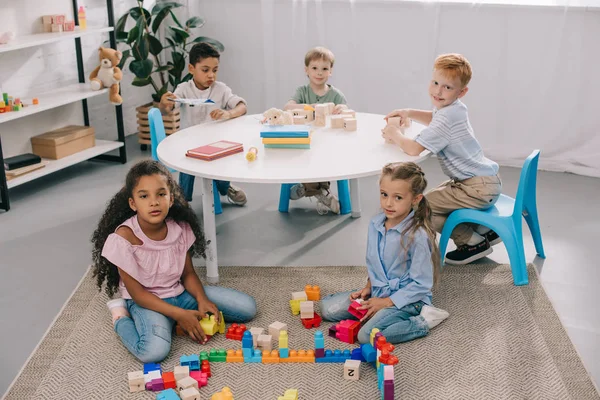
[148,108,166,162]
[512,150,541,221]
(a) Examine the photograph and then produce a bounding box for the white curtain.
[184,0,600,177]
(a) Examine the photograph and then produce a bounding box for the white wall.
[0,0,153,159]
[186,0,600,177]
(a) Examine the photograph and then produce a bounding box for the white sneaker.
[420,305,449,329]
[314,189,340,215]
[289,184,305,200]
[107,298,130,324]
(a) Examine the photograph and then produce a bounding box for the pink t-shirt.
[101,215,196,299]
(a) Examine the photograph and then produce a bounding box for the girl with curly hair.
[91,160,256,363]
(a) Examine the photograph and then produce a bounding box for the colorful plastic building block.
[199,351,209,361]
[361,343,376,363]
[218,311,226,334]
[262,349,280,364]
[211,387,234,400]
[304,285,321,301]
[370,328,380,346]
[180,354,200,370]
[279,330,289,358]
[351,347,365,362]
[226,349,244,363]
[174,365,189,381]
[278,389,299,400]
[289,299,302,315]
[157,388,181,400]
[176,376,198,391]
[244,348,262,363]
[300,301,314,319]
[383,365,395,400]
[200,315,219,335]
[162,371,176,389]
[314,330,325,357]
[301,313,322,329]
[329,325,338,338]
[189,371,208,387]
[315,349,352,363]
[32,97,39,105]
[225,323,247,340]
[151,377,164,391]
[268,321,288,338]
[279,349,315,363]
[145,370,161,385]
[242,330,254,349]
[335,319,361,344]
[291,291,307,300]
[144,363,162,375]
[180,386,201,400]
[257,334,273,351]
[348,299,368,319]
[127,371,144,392]
[208,348,227,362]
[344,359,361,380]
[201,360,211,377]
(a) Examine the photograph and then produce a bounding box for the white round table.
[158,112,429,282]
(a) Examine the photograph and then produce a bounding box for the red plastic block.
[162,371,176,389]
[348,300,367,319]
[201,359,211,377]
[189,371,208,387]
[225,323,247,340]
[301,313,322,329]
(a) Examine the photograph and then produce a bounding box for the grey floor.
[1,136,599,396]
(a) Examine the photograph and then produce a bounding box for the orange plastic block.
[162,371,176,389]
[379,348,399,366]
[304,285,321,301]
[32,98,39,105]
[211,387,234,400]
[262,349,280,364]
[226,349,244,363]
[279,349,315,363]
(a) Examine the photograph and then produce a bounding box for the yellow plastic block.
[218,311,226,334]
[289,299,302,315]
[370,328,380,346]
[278,389,299,400]
[211,387,234,400]
[200,315,218,336]
[279,331,288,348]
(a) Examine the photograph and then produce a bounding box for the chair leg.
[212,181,222,215]
[279,184,293,213]
[523,206,545,259]
[337,180,351,215]
[497,222,529,286]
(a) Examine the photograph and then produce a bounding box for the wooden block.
[341,109,356,117]
[127,371,144,392]
[291,291,307,301]
[176,376,198,392]
[51,24,63,33]
[174,365,189,381]
[324,102,335,114]
[268,321,288,338]
[315,104,328,117]
[344,359,361,380]
[293,115,305,125]
[52,14,66,24]
[314,115,326,127]
[42,23,53,33]
[41,15,53,24]
[257,334,273,351]
[180,387,201,400]
[300,301,314,319]
[291,109,314,122]
[249,327,264,347]
[330,115,345,128]
[63,20,75,31]
[343,118,357,131]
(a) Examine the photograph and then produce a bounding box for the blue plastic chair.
[278,180,352,214]
[439,150,545,286]
[148,108,222,214]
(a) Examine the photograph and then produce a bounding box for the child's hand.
[210,109,231,120]
[359,297,394,321]
[384,109,410,125]
[381,125,404,145]
[160,91,176,111]
[175,309,208,344]
[350,286,371,301]
[198,300,220,324]
[332,104,348,115]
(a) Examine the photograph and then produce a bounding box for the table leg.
[201,178,219,283]
[350,178,361,218]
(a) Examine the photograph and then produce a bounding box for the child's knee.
[357,329,371,345]
[137,336,171,363]
[320,299,342,321]
[238,297,257,322]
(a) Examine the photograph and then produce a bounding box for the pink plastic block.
[348,300,367,319]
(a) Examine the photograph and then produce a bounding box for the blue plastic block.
[242,331,254,349]
[244,348,262,363]
[280,348,289,358]
[315,349,352,363]
[144,363,161,374]
[242,348,253,358]
[156,388,180,400]
[314,331,325,349]
[351,348,365,361]
[361,343,377,363]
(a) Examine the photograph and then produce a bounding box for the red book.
[186,140,244,161]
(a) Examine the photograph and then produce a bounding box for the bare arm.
[181,252,209,303]
[385,109,433,126]
[119,268,182,319]
[284,100,303,111]
[381,125,427,156]
[159,91,177,115]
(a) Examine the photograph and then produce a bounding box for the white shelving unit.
[0,0,126,212]
[0,27,114,54]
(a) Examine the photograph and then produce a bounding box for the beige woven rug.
[4,264,599,400]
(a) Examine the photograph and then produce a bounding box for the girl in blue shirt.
[321,162,449,344]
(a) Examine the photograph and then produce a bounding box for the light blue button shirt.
[366,211,433,309]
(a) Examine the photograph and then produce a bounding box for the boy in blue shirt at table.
[159,43,248,206]
[382,54,502,264]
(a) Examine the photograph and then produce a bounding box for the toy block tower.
[279,330,289,359]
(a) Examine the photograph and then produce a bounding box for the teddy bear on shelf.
[262,108,293,125]
[89,47,123,105]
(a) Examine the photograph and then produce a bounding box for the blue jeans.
[320,290,429,344]
[114,287,256,363]
[179,173,230,202]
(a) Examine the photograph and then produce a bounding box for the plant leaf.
[169,10,184,29]
[129,6,151,27]
[131,77,151,87]
[190,36,225,52]
[115,12,128,33]
[169,26,190,40]
[151,8,169,33]
[136,34,149,60]
[126,26,139,44]
[129,59,154,79]
[117,49,131,69]
[185,16,205,29]
[147,34,163,56]
[154,65,173,73]
[151,1,182,15]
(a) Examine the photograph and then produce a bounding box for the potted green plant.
[115,1,224,149]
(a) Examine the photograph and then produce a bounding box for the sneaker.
[445,239,492,265]
[314,189,341,215]
[420,305,449,329]
[484,230,502,246]
[289,184,305,200]
[226,185,247,206]
[107,298,130,324]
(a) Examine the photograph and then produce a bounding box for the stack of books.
[260,125,311,149]
[4,153,46,180]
